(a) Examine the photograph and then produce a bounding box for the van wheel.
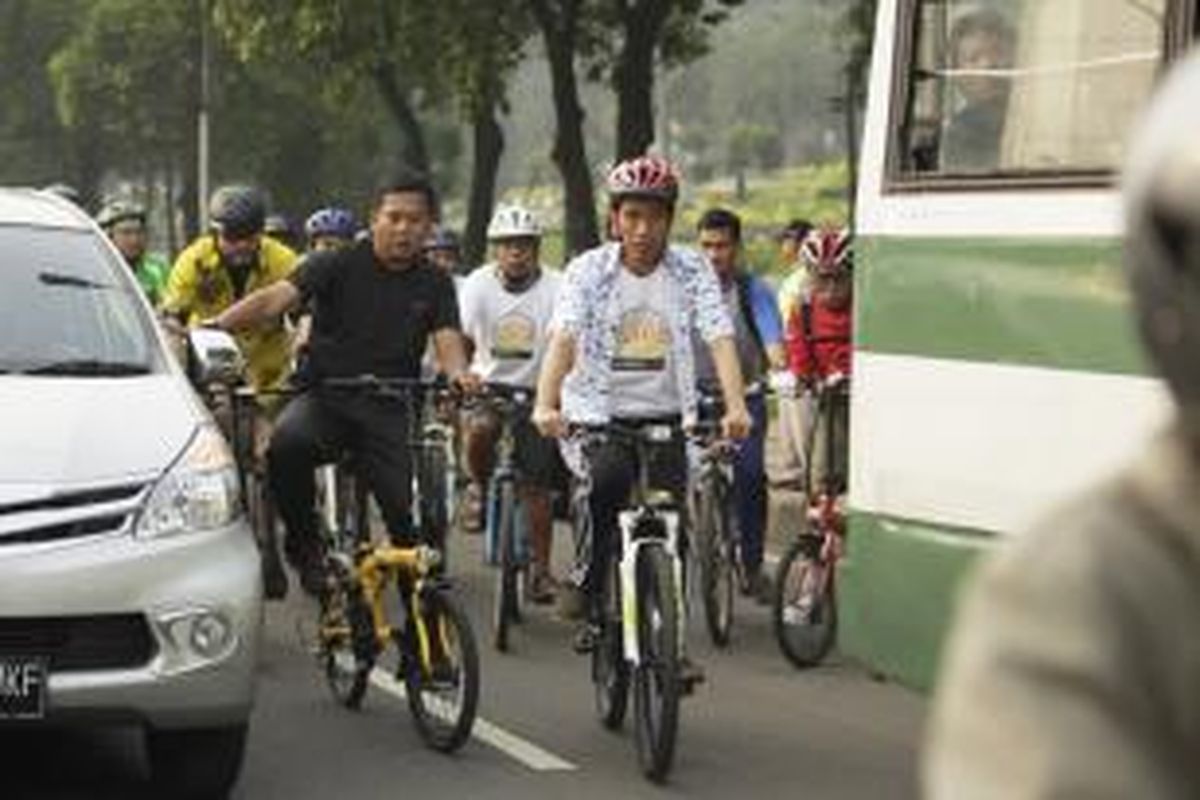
[146,723,248,799]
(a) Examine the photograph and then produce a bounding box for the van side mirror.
[187,328,243,386]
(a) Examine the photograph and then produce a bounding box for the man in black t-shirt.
[212,173,477,594]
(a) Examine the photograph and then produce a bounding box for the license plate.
[0,657,47,720]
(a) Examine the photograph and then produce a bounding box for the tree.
[0,0,94,201]
[50,0,203,229]
[825,0,877,223]
[527,0,602,258]
[216,0,442,177]
[598,0,744,161]
[435,1,534,265]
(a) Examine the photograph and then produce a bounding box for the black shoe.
[527,570,558,606]
[679,656,706,694]
[284,535,326,598]
[572,622,600,655]
[424,658,460,691]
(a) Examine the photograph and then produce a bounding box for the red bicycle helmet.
[800,226,852,275]
[605,155,680,205]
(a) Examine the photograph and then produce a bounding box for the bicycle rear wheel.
[593,560,629,730]
[695,484,734,648]
[246,470,288,601]
[491,480,520,653]
[318,558,374,709]
[632,545,681,783]
[404,588,480,752]
[772,535,837,668]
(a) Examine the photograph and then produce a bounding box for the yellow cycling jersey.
[163,234,298,391]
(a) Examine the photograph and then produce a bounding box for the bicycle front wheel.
[594,560,629,730]
[491,480,520,653]
[695,484,734,648]
[318,559,374,709]
[246,470,288,601]
[419,445,451,553]
[772,535,837,668]
[404,588,480,753]
[632,545,681,783]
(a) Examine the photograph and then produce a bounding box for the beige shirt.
[924,423,1200,800]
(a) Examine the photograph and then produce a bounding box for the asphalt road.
[4,527,925,799]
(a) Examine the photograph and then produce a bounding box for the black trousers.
[569,424,687,611]
[268,391,415,548]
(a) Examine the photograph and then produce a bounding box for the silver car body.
[0,188,261,730]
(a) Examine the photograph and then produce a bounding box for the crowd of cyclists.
[88,154,855,675]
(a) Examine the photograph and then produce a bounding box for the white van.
[0,188,261,798]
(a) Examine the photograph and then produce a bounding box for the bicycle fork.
[617,509,686,666]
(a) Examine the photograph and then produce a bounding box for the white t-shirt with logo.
[610,266,680,418]
[459,265,561,387]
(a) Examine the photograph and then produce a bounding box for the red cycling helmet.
[605,155,680,205]
[800,226,852,275]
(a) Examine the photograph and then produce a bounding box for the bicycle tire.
[492,480,519,653]
[772,535,837,668]
[419,445,451,553]
[246,470,288,601]
[696,482,734,648]
[633,544,681,783]
[318,559,373,709]
[404,588,480,753]
[593,559,629,730]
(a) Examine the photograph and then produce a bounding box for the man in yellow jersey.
[162,184,298,394]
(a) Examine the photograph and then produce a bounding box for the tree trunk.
[529,0,599,259]
[373,66,431,177]
[164,158,179,256]
[464,97,505,268]
[614,0,670,160]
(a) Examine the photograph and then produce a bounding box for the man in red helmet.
[785,226,853,495]
[533,154,751,677]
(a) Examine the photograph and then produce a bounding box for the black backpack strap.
[735,273,767,363]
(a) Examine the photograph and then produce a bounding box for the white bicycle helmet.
[487,204,542,241]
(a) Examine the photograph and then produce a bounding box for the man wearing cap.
[96,200,172,307]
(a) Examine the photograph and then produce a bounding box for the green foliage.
[49,0,194,165]
[727,123,784,173]
[678,161,849,275]
[0,0,91,187]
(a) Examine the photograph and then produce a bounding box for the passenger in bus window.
[941,8,1016,173]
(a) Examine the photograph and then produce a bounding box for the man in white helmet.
[458,204,565,603]
[923,53,1200,798]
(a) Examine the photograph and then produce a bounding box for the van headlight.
[136,424,241,539]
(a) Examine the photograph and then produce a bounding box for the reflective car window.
[0,225,159,375]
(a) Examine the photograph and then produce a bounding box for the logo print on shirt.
[491,312,537,360]
[613,307,670,371]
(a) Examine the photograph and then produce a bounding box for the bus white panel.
[849,352,1170,535]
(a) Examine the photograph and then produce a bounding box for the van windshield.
[0,225,158,376]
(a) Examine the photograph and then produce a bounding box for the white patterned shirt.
[550,242,734,424]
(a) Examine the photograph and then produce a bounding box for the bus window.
[897,0,1167,179]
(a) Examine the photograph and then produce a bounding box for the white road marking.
[368,669,578,772]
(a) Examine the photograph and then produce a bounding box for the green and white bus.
[844,0,1194,688]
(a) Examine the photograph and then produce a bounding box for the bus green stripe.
[856,236,1152,376]
[839,511,991,691]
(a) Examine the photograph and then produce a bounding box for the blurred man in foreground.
[924,54,1200,799]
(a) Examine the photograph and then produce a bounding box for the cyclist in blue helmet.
[305,206,358,253]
